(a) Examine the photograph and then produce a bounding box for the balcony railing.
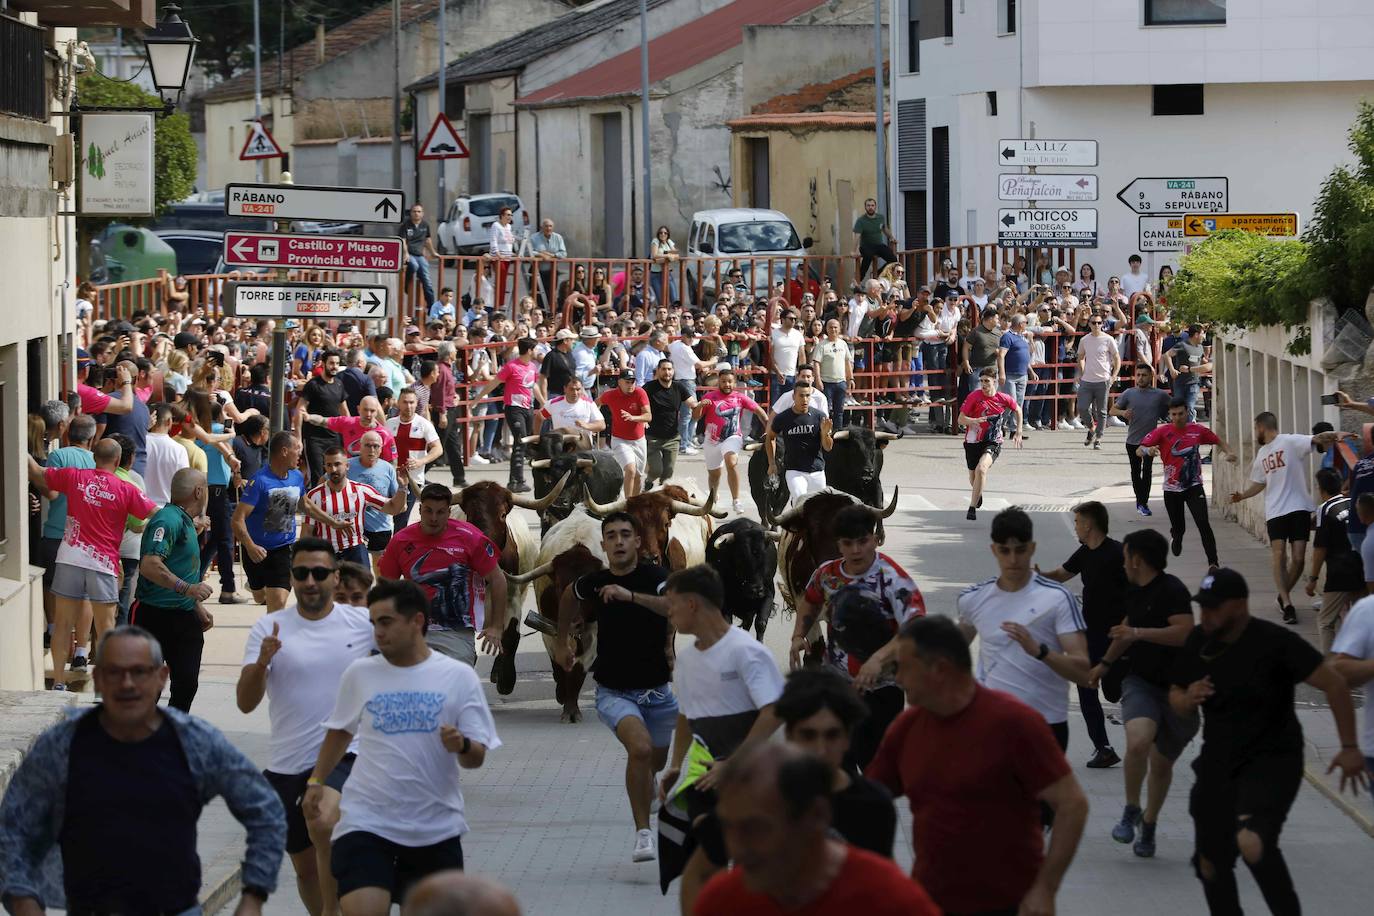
[1,14,46,122]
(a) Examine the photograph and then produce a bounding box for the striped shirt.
[305,479,389,552]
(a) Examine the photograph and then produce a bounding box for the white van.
[684,208,813,302]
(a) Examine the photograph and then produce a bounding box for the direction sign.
[1183,213,1300,238]
[997,139,1098,168]
[418,113,470,160]
[998,173,1098,202]
[224,281,392,320]
[1138,216,1184,252]
[1117,177,1228,215]
[239,120,283,161]
[223,231,406,272]
[997,207,1098,248]
[224,183,405,225]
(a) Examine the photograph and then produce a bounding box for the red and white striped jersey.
[305,478,389,551]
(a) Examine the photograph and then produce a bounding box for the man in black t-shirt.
[1170,568,1366,914]
[775,666,896,858]
[1087,529,1197,858]
[1038,500,1124,769]
[401,204,437,307]
[642,359,696,489]
[1306,467,1363,651]
[539,329,578,404]
[766,382,832,505]
[555,512,677,862]
[299,349,346,483]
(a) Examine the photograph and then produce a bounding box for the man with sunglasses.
[1076,313,1121,449]
[238,538,375,916]
[767,380,834,504]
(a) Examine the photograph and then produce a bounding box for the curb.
[1303,763,1374,839]
[200,865,242,916]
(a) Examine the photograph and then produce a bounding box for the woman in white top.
[488,206,518,310]
[650,225,679,305]
[815,318,854,426]
[1073,262,1097,296]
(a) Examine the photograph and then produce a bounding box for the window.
[986,91,998,117]
[1145,0,1225,26]
[905,0,920,73]
[943,0,954,39]
[1153,83,1204,116]
[1000,0,1016,35]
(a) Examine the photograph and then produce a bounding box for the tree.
[1306,100,1374,314]
[179,0,387,81]
[76,72,197,220]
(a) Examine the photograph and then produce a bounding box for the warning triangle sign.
[418,112,470,160]
[239,120,284,161]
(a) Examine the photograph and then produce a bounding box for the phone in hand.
[1320,393,1340,406]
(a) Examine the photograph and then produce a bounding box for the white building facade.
[889,0,1374,278]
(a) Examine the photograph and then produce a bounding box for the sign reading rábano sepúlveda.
[79,113,155,216]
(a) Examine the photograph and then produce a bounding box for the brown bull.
[584,485,722,570]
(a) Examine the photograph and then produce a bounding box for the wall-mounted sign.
[79,112,155,216]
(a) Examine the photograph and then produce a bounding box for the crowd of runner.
[3,233,1372,916]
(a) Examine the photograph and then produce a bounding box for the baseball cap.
[944,290,960,300]
[618,367,636,382]
[173,331,201,349]
[405,325,421,336]
[76,347,92,367]
[1192,568,1249,607]
[579,325,601,339]
[555,328,577,341]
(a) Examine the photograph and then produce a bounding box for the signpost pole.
[269,172,295,434]
[253,0,263,183]
[437,0,446,217]
[873,0,887,219]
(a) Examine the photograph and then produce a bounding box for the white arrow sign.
[224,281,392,320]
[998,173,1098,202]
[997,208,1098,248]
[997,139,1098,168]
[1117,177,1228,215]
[1138,216,1184,252]
[224,183,405,225]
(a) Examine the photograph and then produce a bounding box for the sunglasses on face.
[292,565,336,581]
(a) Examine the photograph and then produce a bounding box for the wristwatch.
[1036,642,1051,661]
[460,735,471,755]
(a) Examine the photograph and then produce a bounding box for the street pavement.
[69,420,1374,914]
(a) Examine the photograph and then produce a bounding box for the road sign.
[418,113,470,160]
[1117,177,1228,215]
[1138,216,1184,252]
[223,231,406,272]
[224,183,404,224]
[997,139,1098,168]
[224,281,391,320]
[997,208,1098,248]
[998,173,1098,202]
[239,120,283,161]
[1182,213,1300,238]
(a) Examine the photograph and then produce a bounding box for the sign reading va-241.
[997,208,1098,248]
[223,231,405,272]
[224,183,405,224]
[223,282,392,320]
[1117,177,1228,215]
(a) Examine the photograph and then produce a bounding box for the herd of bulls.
[446,427,901,722]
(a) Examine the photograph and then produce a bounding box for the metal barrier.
[93,269,345,324]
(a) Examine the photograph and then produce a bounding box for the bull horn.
[560,432,583,442]
[742,440,763,452]
[521,434,543,445]
[873,429,900,441]
[775,503,803,528]
[831,429,851,440]
[871,486,899,518]
[576,457,596,468]
[714,532,735,547]
[765,529,782,542]
[510,470,571,511]
[671,498,711,517]
[505,561,554,586]
[530,458,552,469]
[584,492,627,517]
[704,486,728,520]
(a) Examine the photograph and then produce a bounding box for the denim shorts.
[595,683,679,748]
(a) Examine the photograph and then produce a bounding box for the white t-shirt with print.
[326,651,501,846]
[386,413,441,485]
[1251,433,1316,520]
[956,574,1086,724]
[1331,596,1374,754]
[243,603,375,774]
[545,395,600,432]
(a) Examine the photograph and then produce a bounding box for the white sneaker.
[682,445,700,456]
[1109,416,1126,427]
[470,452,490,465]
[633,828,655,862]
[732,499,746,514]
[1069,418,1085,430]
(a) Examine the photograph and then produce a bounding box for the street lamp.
[142,4,199,105]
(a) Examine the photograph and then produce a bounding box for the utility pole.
[638,0,652,252]
[391,0,401,189]
[873,0,886,218]
[437,0,446,217]
[253,0,263,182]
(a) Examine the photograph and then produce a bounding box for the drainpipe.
[530,107,542,223]
[624,100,637,258]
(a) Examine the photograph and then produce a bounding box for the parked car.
[155,230,223,276]
[437,192,530,255]
[292,220,363,235]
[148,201,272,233]
[683,208,813,303]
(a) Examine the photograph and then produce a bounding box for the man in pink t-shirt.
[303,395,397,463]
[957,368,1022,521]
[27,438,156,686]
[691,366,769,513]
[474,338,542,493]
[75,354,135,421]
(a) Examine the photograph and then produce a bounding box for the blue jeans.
[823,380,848,427]
[336,544,370,567]
[1001,374,1027,436]
[678,379,697,448]
[652,269,678,306]
[770,374,795,407]
[198,484,236,594]
[1026,378,1053,426]
[406,254,436,307]
[595,683,679,748]
[117,556,139,627]
[921,342,948,400]
[1350,530,1366,553]
[480,402,501,453]
[1173,378,1200,422]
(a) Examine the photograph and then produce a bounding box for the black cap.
[618,367,636,382]
[1192,568,1249,607]
[173,331,201,349]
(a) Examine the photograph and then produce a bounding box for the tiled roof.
[749,63,887,114]
[514,0,824,107]
[726,112,886,130]
[202,0,442,104]
[407,0,675,92]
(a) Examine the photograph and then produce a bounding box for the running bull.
[526,432,623,532]
[705,517,781,639]
[745,425,898,518]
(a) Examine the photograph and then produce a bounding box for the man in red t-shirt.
[695,742,939,916]
[597,368,652,496]
[957,366,1022,521]
[302,395,397,463]
[866,615,1088,916]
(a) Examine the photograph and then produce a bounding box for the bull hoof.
[492,652,517,696]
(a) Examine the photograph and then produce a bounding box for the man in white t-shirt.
[769,309,805,406]
[1330,596,1374,774]
[542,377,605,448]
[660,564,783,916]
[1076,317,1121,449]
[144,402,189,506]
[238,537,375,916]
[386,387,443,528]
[305,578,500,916]
[769,365,828,416]
[669,328,712,452]
[1120,254,1150,299]
[956,507,1090,764]
[1230,413,1351,625]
